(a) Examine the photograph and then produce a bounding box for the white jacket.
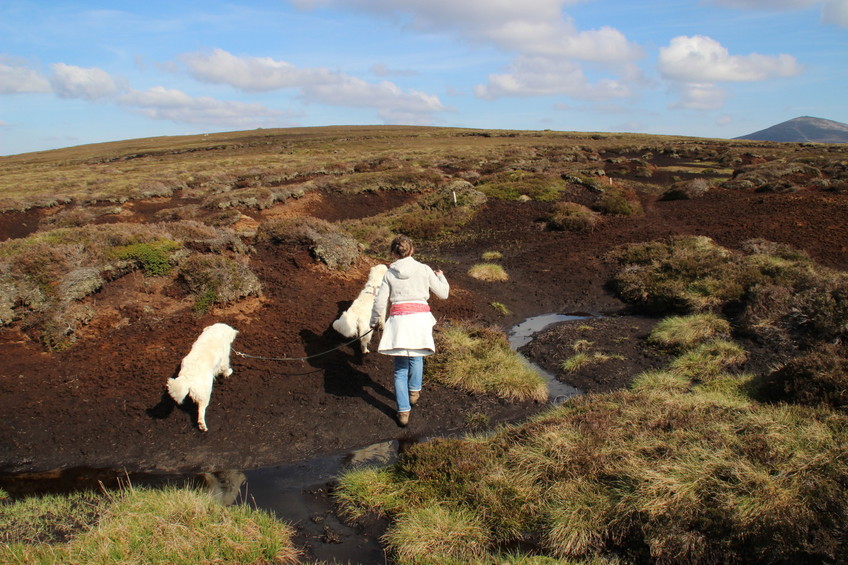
[370,256,449,355]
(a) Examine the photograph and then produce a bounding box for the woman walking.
[370,235,449,427]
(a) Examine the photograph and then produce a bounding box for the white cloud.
[179,48,445,123]
[475,55,630,100]
[292,1,643,104]
[670,82,727,110]
[181,49,328,91]
[659,35,801,82]
[371,63,418,77]
[707,0,848,27]
[0,59,51,94]
[49,63,120,100]
[293,0,641,63]
[118,86,294,127]
[716,114,734,126]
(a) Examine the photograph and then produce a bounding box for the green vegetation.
[753,343,848,410]
[610,235,848,347]
[3,126,848,563]
[593,187,643,216]
[490,301,510,316]
[468,263,509,282]
[560,339,625,372]
[481,251,503,261]
[179,253,262,314]
[560,351,625,372]
[0,222,257,349]
[546,202,600,232]
[337,234,848,564]
[428,321,547,402]
[339,333,848,563]
[0,486,299,565]
[647,312,731,352]
[257,216,362,270]
[477,171,567,202]
[111,239,181,276]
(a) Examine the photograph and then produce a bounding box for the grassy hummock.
[337,238,848,564]
[429,321,548,403]
[0,486,299,565]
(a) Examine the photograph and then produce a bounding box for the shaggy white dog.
[332,264,387,354]
[167,322,239,432]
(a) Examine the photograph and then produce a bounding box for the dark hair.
[390,235,414,258]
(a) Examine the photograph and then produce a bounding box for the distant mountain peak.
[735,116,848,144]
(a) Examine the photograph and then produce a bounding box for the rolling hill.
[735,116,848,143]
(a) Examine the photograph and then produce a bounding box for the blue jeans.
[393,356,423,413]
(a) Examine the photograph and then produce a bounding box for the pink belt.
[390,303,431,316]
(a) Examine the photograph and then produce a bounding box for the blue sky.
[1,0,846,156]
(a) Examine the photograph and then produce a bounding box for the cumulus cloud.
[181,49,326,91]
[293,0,643,101]
[0,59,51,94]
[293,0,641,63]
[118,86,293,127]
[659,35,801,111]
[475,55,630,100]
[659,35,801,82]
[49,63,121,100]
[179,48,445,123]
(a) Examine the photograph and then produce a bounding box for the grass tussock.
[468,263,509,282]
[647,313,732,352]
[610,236,848,347]
[343,183,486,249]
[0,486,299,565]
[481,251,502,261]
[338,374,848,564]
[593,187,643,216]
[477,171,568,202]
[753,343,848,409]
[561,351,625,372]
[256,216,361,270]
[546,202,600,232]
[178,254,262,314]
[490,301,510,316]
[429,321,547,402]
[339,292,848,564]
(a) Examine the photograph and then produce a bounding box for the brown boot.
[397,411,410,427]
[409,390,420,406]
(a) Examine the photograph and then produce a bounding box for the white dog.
[167,322,239,432]
[332,264,387,354]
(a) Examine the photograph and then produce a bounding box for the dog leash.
[233,328,374,362]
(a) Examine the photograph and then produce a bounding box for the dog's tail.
[166,376,190,404]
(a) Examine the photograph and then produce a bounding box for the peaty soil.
[3,186,848,473]
[1,184,848,560]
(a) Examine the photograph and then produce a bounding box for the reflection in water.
[202,469,246,506]
[507,313,586,405]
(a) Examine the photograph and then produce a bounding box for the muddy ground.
[2,181,847,561]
